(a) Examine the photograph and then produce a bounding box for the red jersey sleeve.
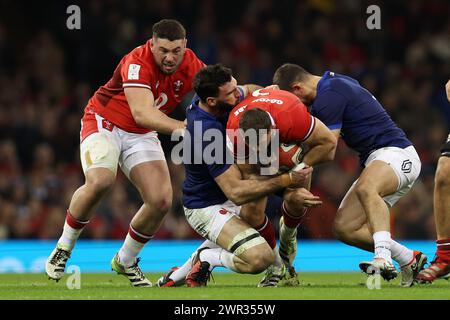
[280,102,316,142]
[121,57,153,90]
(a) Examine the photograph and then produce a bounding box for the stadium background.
[0,0,449,273]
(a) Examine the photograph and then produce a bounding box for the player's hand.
[446,80,450,102]
[291,187,322,208]
[288,166,312,188]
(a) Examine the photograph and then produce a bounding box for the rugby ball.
[278,143,304,172]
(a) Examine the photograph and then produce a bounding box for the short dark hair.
[239,108,272,132]
[152,19,186,41]
[273,63,311,91]
[193,64,233,102]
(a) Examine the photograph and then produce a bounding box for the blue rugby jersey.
[311,71,412,165]
[182,86,245,209]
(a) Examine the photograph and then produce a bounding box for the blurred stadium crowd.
[0,0,449,241]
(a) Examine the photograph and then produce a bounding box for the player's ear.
[150,37,156,52]
[206,96,216,107]
[291,82,303,97]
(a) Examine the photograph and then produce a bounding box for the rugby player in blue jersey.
[272,64,427,286]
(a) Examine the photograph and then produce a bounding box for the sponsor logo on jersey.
[233,105,248,116]
[252,97,284,105]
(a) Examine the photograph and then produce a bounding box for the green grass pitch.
[0,272,448,300]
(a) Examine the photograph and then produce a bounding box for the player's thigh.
[239,196,268,227]
[129,160,172,208]
[80,132,121,179]
[120,131,171,205]
[359,146,421,206]
[334,183,367,233]
[216,215,272,263]
[184,202,269,257]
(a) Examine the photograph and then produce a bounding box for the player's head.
[239,108,273,153]
[151,19,187,74]
[273,63,316,105]
[193,64,241,113]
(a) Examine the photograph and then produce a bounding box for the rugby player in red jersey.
[225,88,337,286]
[46,19,205,287]
[417,80,450,282]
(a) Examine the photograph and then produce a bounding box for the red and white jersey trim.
[302,115,316,141]
[123,83,151,90]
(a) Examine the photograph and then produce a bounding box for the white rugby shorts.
[80,113,165,178]
[350,145,421,207]
[184,200,241,242]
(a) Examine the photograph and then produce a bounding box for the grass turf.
[0,272,448,300]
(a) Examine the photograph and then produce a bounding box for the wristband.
[290,162,306,172]
[280,173,292,188]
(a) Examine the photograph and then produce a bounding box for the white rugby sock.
[373,231,392,262]
[200,248,225,270]
[219,250,238,272]
[390,240,414,267]
[118,226,153,267]
[58,211,89,251]
[169,240,219,283]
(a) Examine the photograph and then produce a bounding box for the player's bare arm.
[446,79,450,102]
[125,87,185,135]
[214,164,312,205]
[242,84,263,97]
[301,118,337,166]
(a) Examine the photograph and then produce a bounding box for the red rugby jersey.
[84,40,205,136]
[226,88,315,158]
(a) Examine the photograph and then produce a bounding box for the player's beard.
[214,100,235,115]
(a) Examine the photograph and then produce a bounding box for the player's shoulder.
[122,41,155,69]
[322,71,359,93]
[125,41,150,59]
[187,103,223,131]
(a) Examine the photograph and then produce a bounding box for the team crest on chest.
[173,79,184,93]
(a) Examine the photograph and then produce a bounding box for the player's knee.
[146,195,172,215]
[354,182,375,201]
[86,173,115,195]
[332,214,352,241]
[246,247,274,274]
[240,204,265,228]
[435,157,450,189]
[244,212,265,229]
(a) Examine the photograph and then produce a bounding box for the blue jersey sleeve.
[313,90,347,130]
